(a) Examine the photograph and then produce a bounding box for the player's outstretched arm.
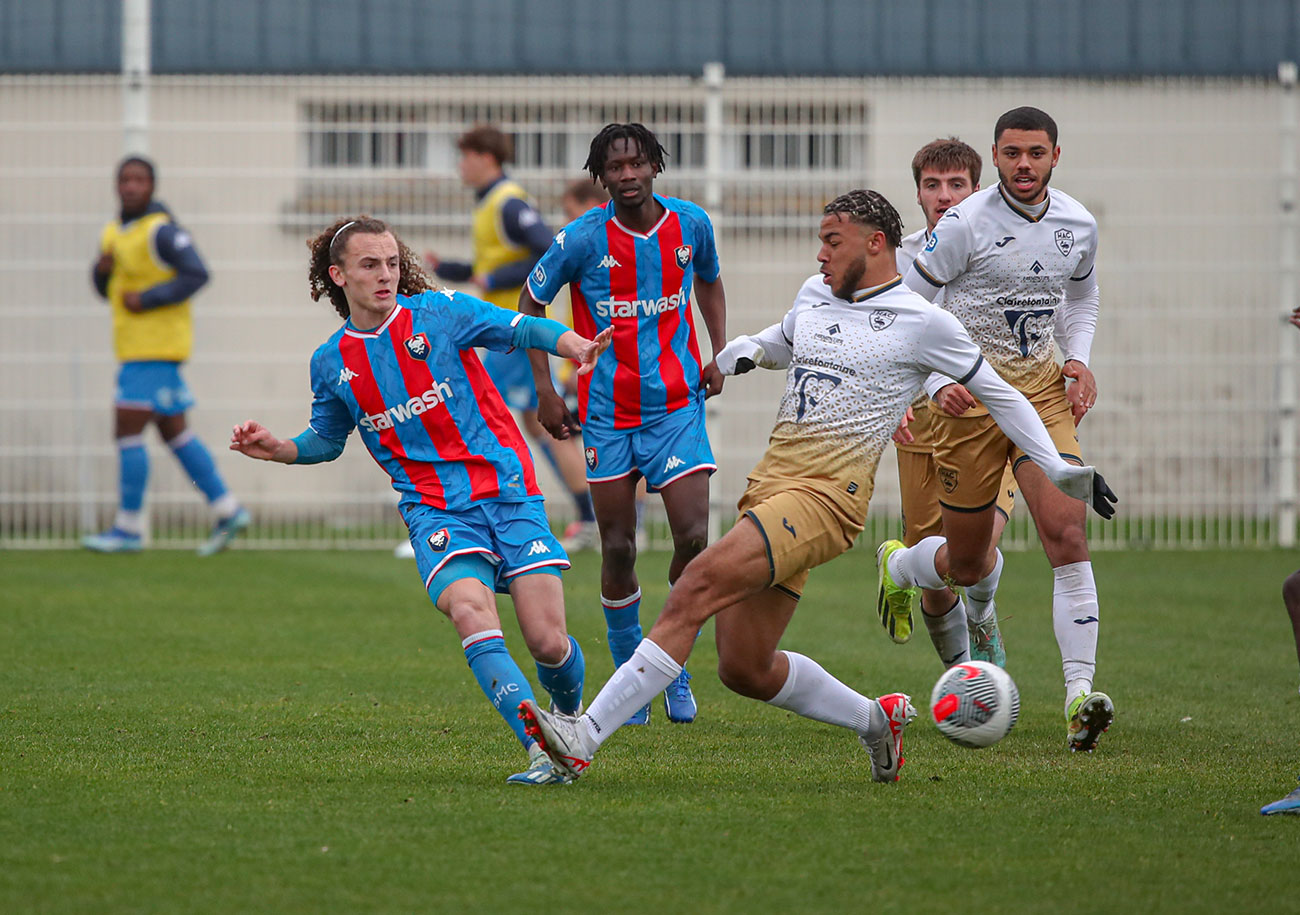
[557,327,613,376]
[516,286,580,440]
[714,321,794,376]
[964,362,1118,519]
[230,421,297,464]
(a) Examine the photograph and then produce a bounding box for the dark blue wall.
[1,0,1295,76]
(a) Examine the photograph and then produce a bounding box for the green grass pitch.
[2,547,1298,913]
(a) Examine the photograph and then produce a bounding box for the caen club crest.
[675,245,692,268]
[405,333,430,361]
[427,528,450,552]
[1054,228,1074,257]
[584,446,598,470]
[869,309,896,332]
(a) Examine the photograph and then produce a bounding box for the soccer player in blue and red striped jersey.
[228,216,611,785]
[520,124,728,724]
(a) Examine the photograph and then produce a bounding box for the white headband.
[330,220,357,248]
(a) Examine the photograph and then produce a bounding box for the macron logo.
[598,255,622,269]
[527,540,550,556]
[665,456,684,471]
[338,367,358,385]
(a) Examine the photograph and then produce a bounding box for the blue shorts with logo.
[580,397,715,492]
[482,347,540,412]
[115,361,195,415]
[403,498,569,602]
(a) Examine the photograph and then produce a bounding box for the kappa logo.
[869,310,896,332]
[555,229,566,250]
[532,264,547,286]
[995,235,1015,248]
[439,288,456,300]
[938,467,959,493]
[1055,228,1074,257]
[337,367,358,385]
[1030,260,1045,275]
[404,333,430,361]
[675,244,692,268]
[598,254,622,269]
[791,367,842,421]
[427,528,450,552]
[584,446,598,470]
[665,455,684,471]
[527,540,550,556]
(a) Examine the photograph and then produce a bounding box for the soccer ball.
[929,661,1020,748]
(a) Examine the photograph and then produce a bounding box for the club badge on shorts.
[584,446,598,470]
[428,528,450,552]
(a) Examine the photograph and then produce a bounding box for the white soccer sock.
[965,548,1004,625]
[583,638,680,748]
[766,650,876,736]
[889,535,947,590]
[924,596,970,667]
[113,509,143,536]
[1052,560,1099,697]
[210,493,240,520]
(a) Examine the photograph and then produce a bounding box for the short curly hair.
[823,190,903,249]
[306,216,432,319]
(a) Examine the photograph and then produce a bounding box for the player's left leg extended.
[1016,457,1112,752]
[156,411,248,556]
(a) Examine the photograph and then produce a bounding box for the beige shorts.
[930,379,1082,512]
[897,450,1017,545]
[737,476,867,600]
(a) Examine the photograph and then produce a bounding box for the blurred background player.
[230,216,610,785]
[888,137,1015,668]
[424,125,597,554]
[84,155,249,555]
[1283,306,1300,697]
[560,179,650,551]
[520,124,729,724]
[519,189,1112,784]
[891,106,1114,752]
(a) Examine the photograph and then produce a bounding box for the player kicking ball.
[519,190,1116,783]
[229,216,610,785]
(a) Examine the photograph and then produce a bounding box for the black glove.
[733,357,756,375]
[1091,472,1118,520]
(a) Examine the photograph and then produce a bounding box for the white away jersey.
[911,185,1097,395]
[749,274,985,518]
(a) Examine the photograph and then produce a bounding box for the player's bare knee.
[1283,571,1300,611]
[524,629,570,666]
[716,655,776,700]
[1039,521,1088,563]
[599,529,637,573]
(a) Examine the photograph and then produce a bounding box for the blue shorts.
[403,499,569,602]
[581,398,715,492]
[482,347,540,412]
[115,361,194,415]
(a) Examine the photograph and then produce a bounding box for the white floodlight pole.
[122,0,151,154]
[1278,61,1298,547]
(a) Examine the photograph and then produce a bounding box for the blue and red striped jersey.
[526,195,720,432]
[306,289,541,512]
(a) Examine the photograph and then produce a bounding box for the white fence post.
[122,0,151,155]
[1278,61,1297,547]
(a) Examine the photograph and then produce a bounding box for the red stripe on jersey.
[339,331,446,508]
[571,285,594,424]
[387,310,501,501]
[654,213,692,414]
[458,349,540,496]
[605,223,642,429]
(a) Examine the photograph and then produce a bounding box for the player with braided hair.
[232,215,613,785]
[519,190,1116,784]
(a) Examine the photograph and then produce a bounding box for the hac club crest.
[869,309,896,332]
[1054,228,1074,257]
[428,528,450,552]
[404,333,430,361]
[584,446,599,470]
[675,245,692,268]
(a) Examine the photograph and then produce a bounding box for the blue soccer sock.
[167,430,233,512]
[463,630,538,749]
[115,434,148,534]
[535,634,585,714]
[574,490,596,523]
[602,590,643,666]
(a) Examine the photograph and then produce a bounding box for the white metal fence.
[0,72,1290,549]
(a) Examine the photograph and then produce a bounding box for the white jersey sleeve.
[915,306,985,386]
[911,211,975,288]
[716,316,795,374]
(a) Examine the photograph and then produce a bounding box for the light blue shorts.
[580,398,715,492]
[115,361,194,415]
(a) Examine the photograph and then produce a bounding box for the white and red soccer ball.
[929,661,1020,748]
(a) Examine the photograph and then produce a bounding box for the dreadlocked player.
[519,190,1117,784]
[518,123,728,725]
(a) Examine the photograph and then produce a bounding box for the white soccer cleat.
[860,692,917,783]
[518,698,595,780]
